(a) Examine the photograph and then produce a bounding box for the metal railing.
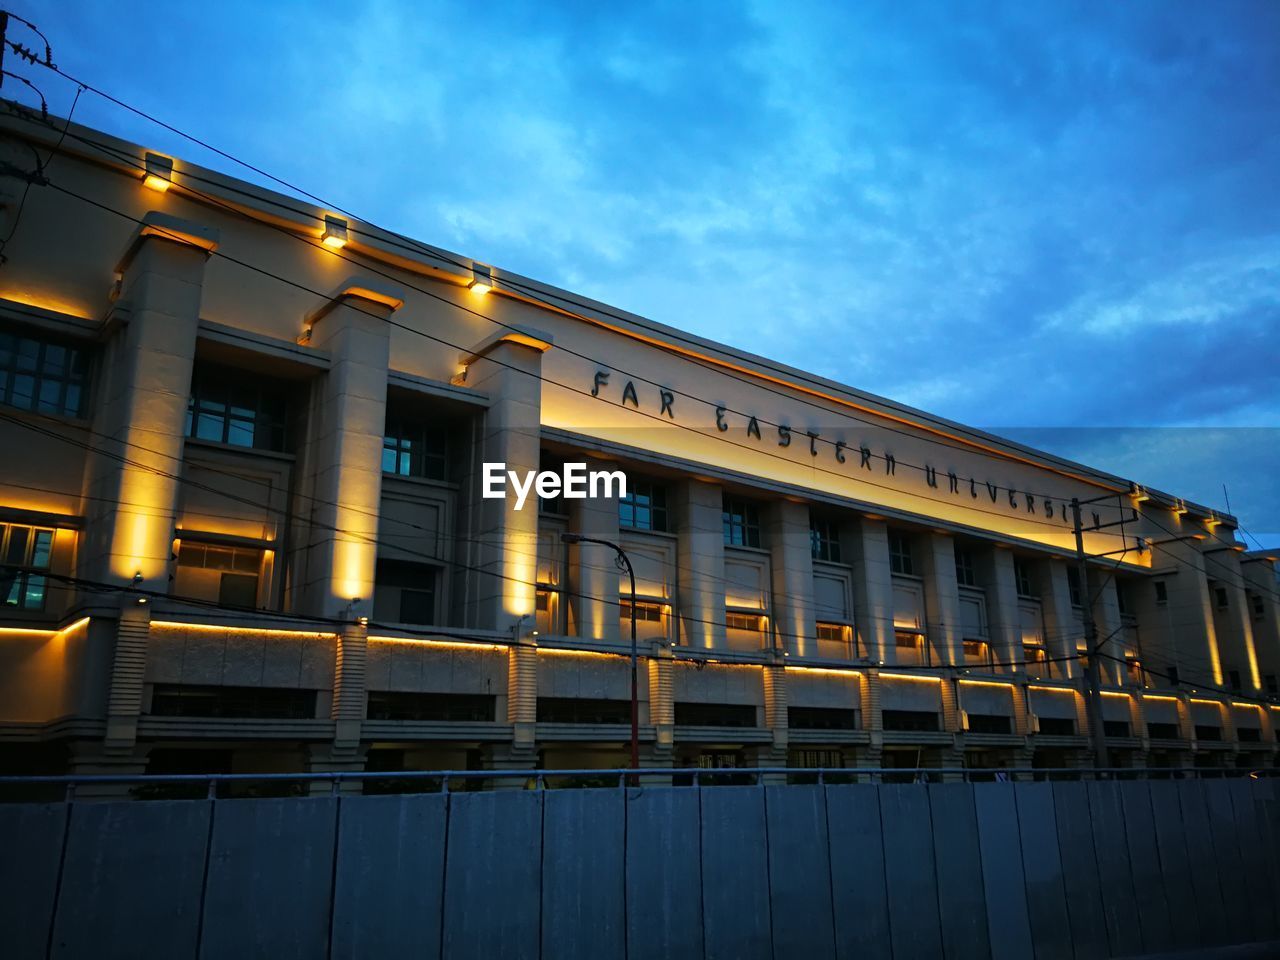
[0,765,1275,801]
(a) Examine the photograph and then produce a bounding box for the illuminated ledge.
[303,277,408,337]
[116,211,220,272]
[457,324,554,367]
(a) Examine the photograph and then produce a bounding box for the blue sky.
[17,1,1280,544]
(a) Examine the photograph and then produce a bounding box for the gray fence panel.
[1086,780,1144,957]
[927,783,990,960]
[0,803,66,960]
[765,785,836,960]
[51,800,210,960]
[330,794,447,960]
[879,783,943,960]
[1178,779,1230,946]
[1050,781,1109,960]
[825,784,892,960]
[1227,780,1278,941]
[1013,782,1073,960]
[1252,794,1280,935]
[199,797,338,960]
[1118,780,1175,954]
[626,787,703,960]
[442,790,542,960]
[973,783,1033,960]
[700,786,772,960]
[1146,780,1203,949]
[542,788,625,960]
[1203,779,1252,943]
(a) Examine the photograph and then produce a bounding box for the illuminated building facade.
[2,107,1279,784]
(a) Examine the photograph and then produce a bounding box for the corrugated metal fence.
[3,778,1279,959]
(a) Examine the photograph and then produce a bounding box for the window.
[789,749,846,767]
[895,630,927,665]
[0,524,53,610]
[1238,727,1262,743]
[967,714,1012,735]
[1195,725,1222,742]
[955,549,976,587]
[1103,720,1130,738]
[1154,580,1167,604]
[1147,722,1179,740]
[382,416,448,480]
[185,363,290,452]
[366,692,494,722]
[963,640,991,666]
[373,559,437,625]
[1023,644,1048,669]
[1067,567,1082,607]
[0,331,89,417]
[537,698,631,724]
[1166,665,1180,687]
[1250,593,1265,620]
[1266,675,1277,695]
[888,531,914,576]
[149,684,316,719]
[1014,559,1036,598]
[1037,717,1075,736]
[1214,586,1229,610]
[722,495,761,548]
[810,518,841,563]
[1116,583,1131,616]
[674,702,757,727]
[174,541,262,608]
[538,455,568,516]
[725,611,763,632]
[788,707,857,730]
[619,480,668,532]
[535,587,560,636]
[882,710,939,732]
[1228,670,1242,692]
[619,599,665,623]
[816,622,848,644]
[1125,658,1143,685]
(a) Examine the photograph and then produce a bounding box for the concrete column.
[849,518,893,664]
[293,282,400,619]
[939,676,960,731]
[1036,559,1080,680]
[762,662,788,763]
[858,668,883,781]
[647,644,675,760]
[676,479,724,648]
[330,622,368,761]
[504,638,538,773]
[769,500,814,657]
[1009,682,1030,737]
[921,533,962,666]
[81,215,217,588]
[1088,572,1125,686]
[1161,536,1227,691]
[1209,548,1263,693]
[980,547,1021,670]
[103,601,151,750]
[568,458,621,643]
[461,330,550,632]
[1242,556,1280,688]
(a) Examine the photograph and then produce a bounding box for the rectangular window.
[1238,727,1262,743]
[787,707,857,730]
[1194,725,1222,742]
[810,518,841,563]
[1251,594,1265,620]
[882,710,939,732]
[185,363,290,452]
[382,416,448,480]
[0,523,54,610]
[788,749,845,768]
[888,531,914,576]
[1023,644,1048,669]
[373,559,438,625]
[1103,720,1130,738]
[366,691,494,722]
[0,330,88,417]
[1067,568,1082,607]
[1116,583,1131,616]
[1037,717,1075,736]
[1014,559,1036,598]
[815,622,848,644]
[1266,675,1277,695]
[1166,665,1180,687]
[967,714,1012,735]
[619,599,665,623]
[1125,659,1143,685]
[725,611,763,632]
[619,480,668,532]
[963,640,991,666]
[722,495,761,548]
[537,698,631,724]
[1154,580,1167,604]
[894,630,927,665]
[1147,722,1179,740]
[173,541,262,608]
[1228,670,1242,692]
[149,684,316,719]
[954,549,976,587]
[1214,586,1229,610]
[674,702,757,727]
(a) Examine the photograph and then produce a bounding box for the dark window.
[537,698,631,724]
[174,541,262,608]
[1037,717,1075,736]
[1116,583,1131,616]
[888,531,914,576]
[366,692,494,722]
[1266,675,1277,695]
[1014,559,1036,598]
[619,480,668,532]
[1228,670,1242,692]
[882,710,939,732]
[722,495,761,548]
[1251,594,1265,620]
[674,702,757,727]
[1237,727,1261,743]
[1067,567,1082,607]
[538,454,568,516]
[0,523,53,610]
[1154,580,1167,604]
[149,684,315,719]
[726,611,763,632]
[963,640,991,664]
[810,518,841,563]
[1195,725,1222,742]
[788,706,857,730]
[967,714,1012,735]
[789,749,845,768]
[1166,665,1180,687]
[382,416,449,480]
[619,599,664,623]
[1147,722,1180,740]
[185,363,290,452]
[0,330,88,417]
[1214,586,1229,610]
[955,549,976,587]
[815,622,847,643]
[374,560,437,625]
[1103,720,1130,738]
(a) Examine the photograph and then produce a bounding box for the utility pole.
[1071,498,1110,768]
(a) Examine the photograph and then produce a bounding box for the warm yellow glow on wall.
[784,665,861,677]
[959,678,1014,690]
[1231,701,1263,711]
[1100,691,1131,699]
[367,635,507,652]
[537,647,626,660]
[1189,697,1224,707]
[151,620,337,639]
[1142,694,1179,703]
[880,671,943,684]
[1028,684,1074,694]
[321,215,349,248]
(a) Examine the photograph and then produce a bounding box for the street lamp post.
[561,532,639,776]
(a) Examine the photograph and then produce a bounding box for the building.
[1,104,1278,787]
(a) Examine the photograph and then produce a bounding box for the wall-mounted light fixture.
[469,263,493,295]
[322,215,349,249]
[142,152,173,192]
